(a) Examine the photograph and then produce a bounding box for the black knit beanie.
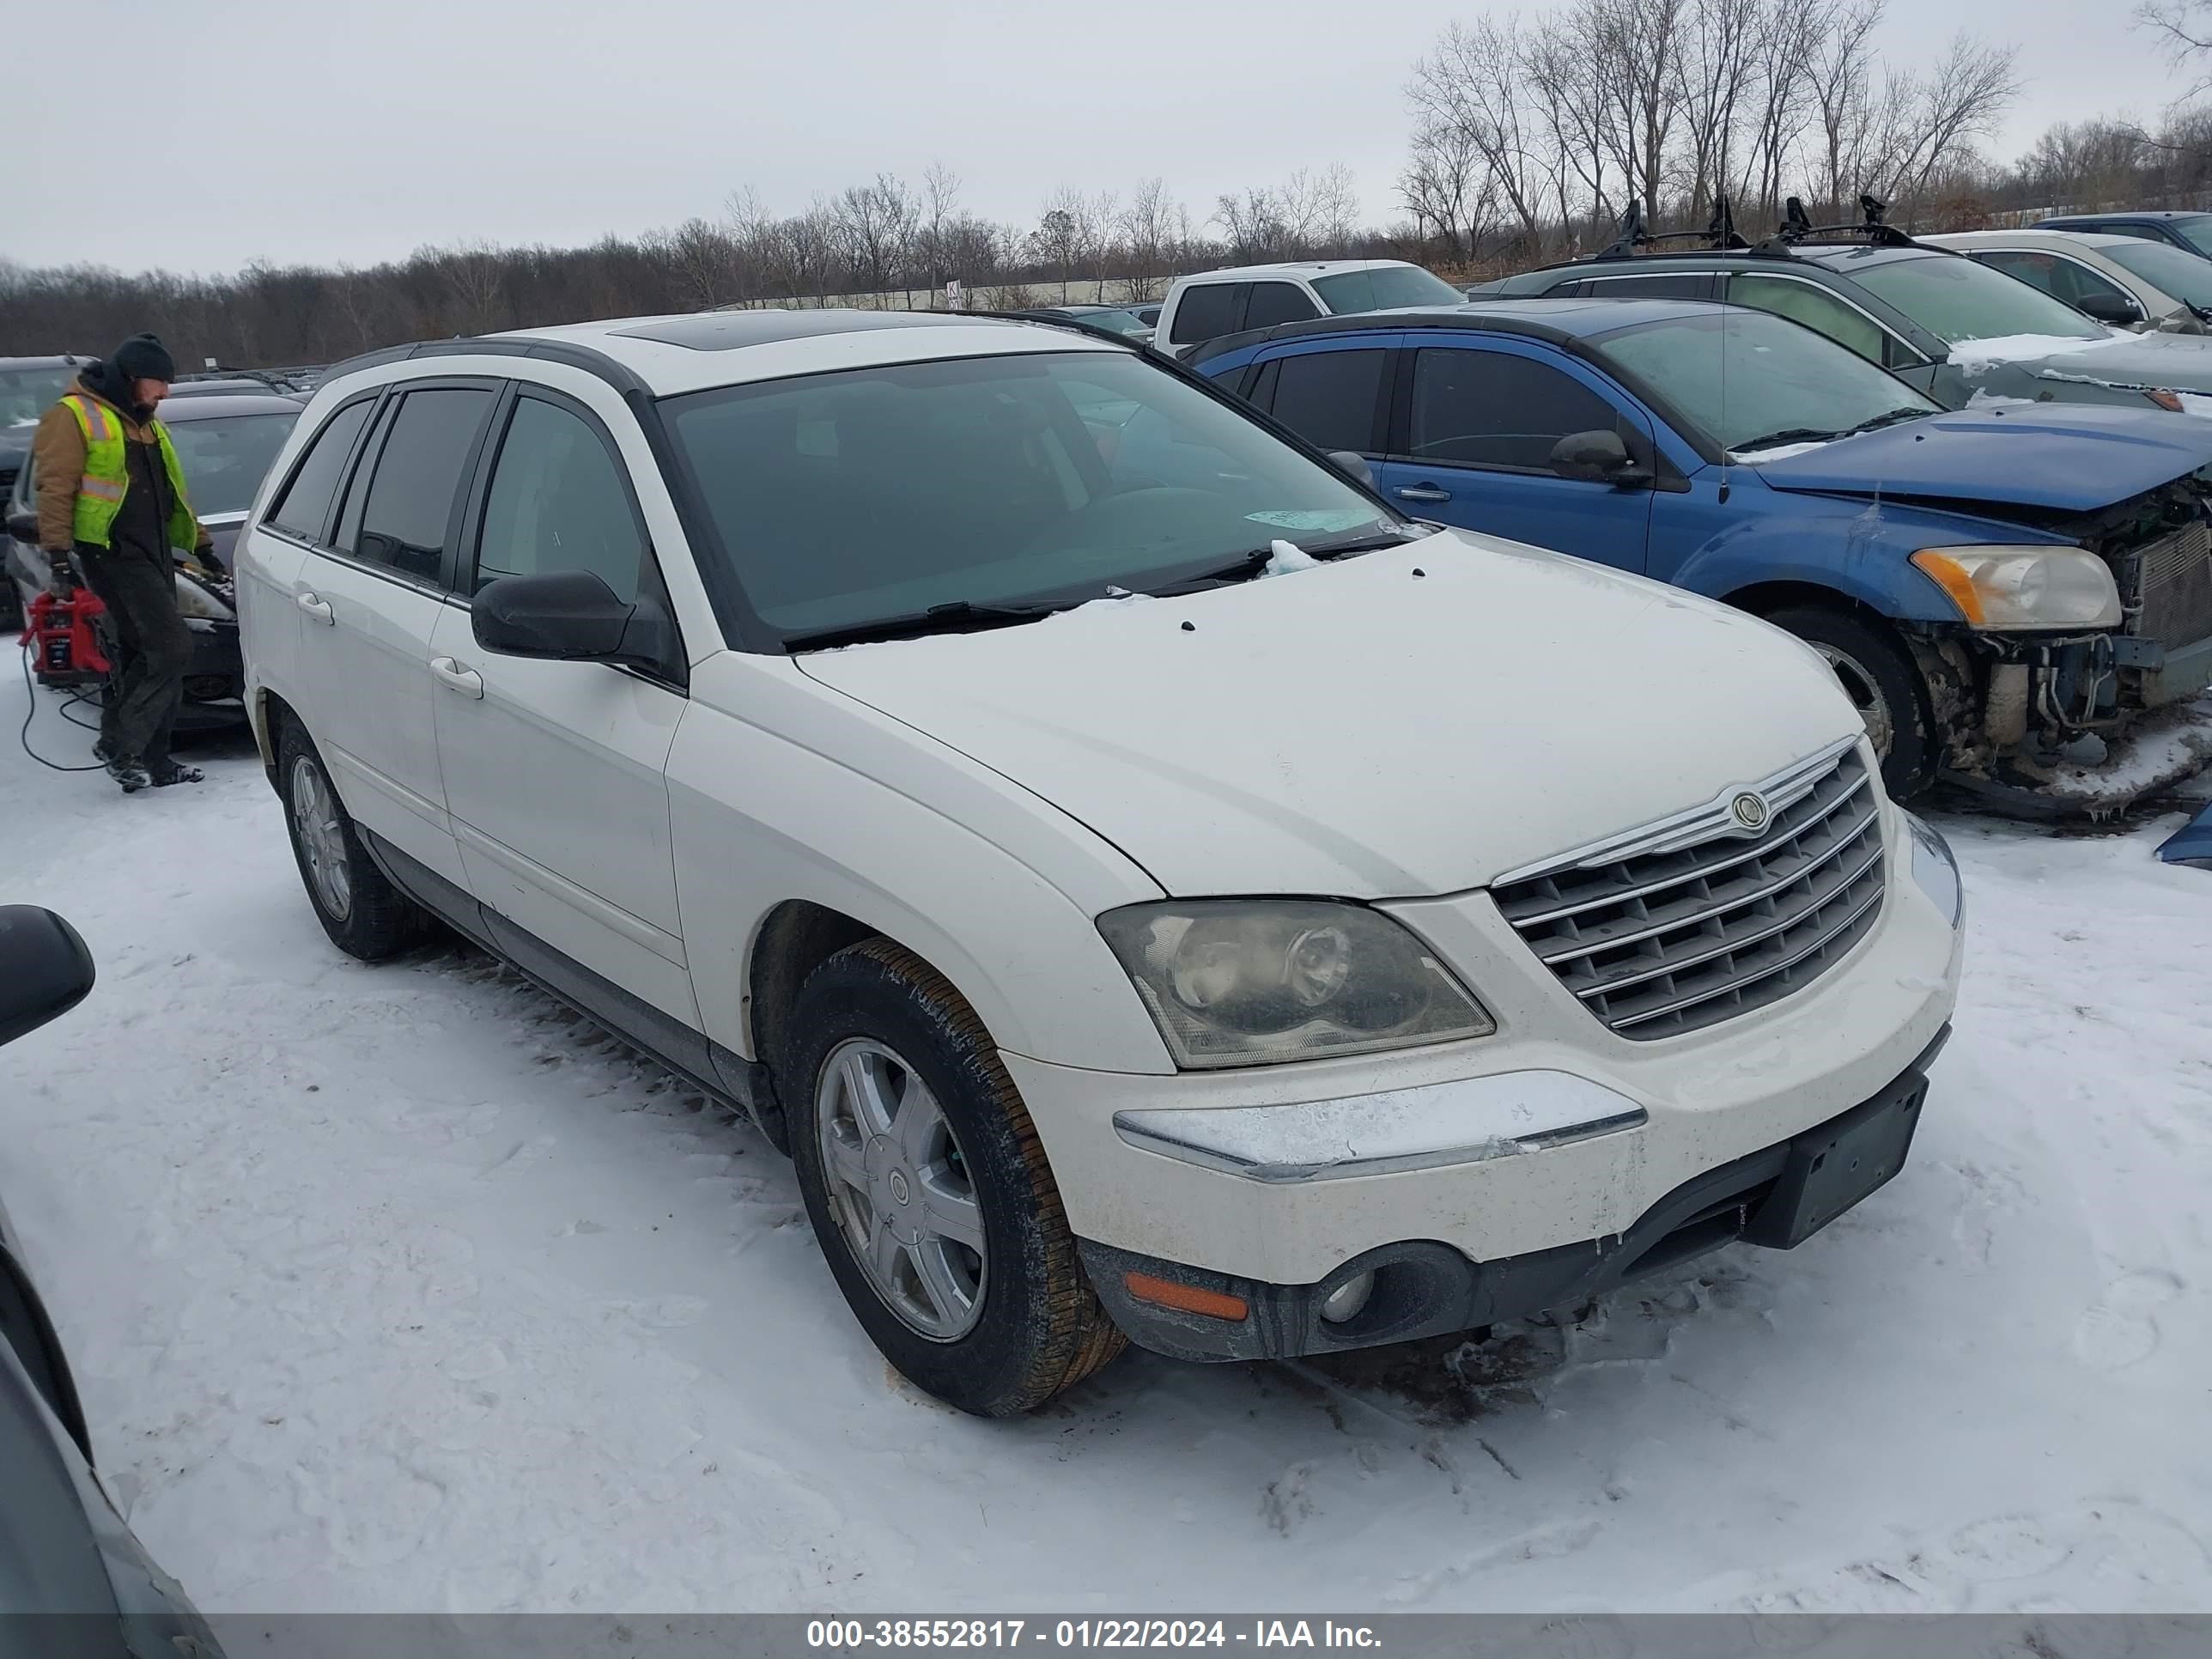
[110,333,177,385]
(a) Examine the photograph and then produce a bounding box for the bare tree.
[1881,33,2023,216]
[1119,178,1184,297]
[2139,0,2212,104]
[1806,0,1887,216]
[1407,18,1557,249]
[1034,188,1084,300]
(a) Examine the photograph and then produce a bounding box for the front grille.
[2124,520,2212,650]
[1492,747,1887,1041]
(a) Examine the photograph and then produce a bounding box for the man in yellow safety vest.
[31,333,223,793]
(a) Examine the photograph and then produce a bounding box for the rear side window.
[1264,349,1387,454]
[337,387,494,584]
[1244,282,1321,327]
[1582,273,1713,300]
[1169,283,1245,346]
[474,396,646,602]
[1407,349,1620,471]
[267,398,373,541]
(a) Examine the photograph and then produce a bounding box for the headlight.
[1096,899,1494,1068]
[1909,546,2119,631]
[1905,811,1963,928]
[173,572,234,622]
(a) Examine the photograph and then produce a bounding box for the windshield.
[1850,253,2109,345]
[2167,216,2212,257]
[0,366,78,426]
[1593,309,1939,454]
[1313,265,1465,315]
[165,412,300,514]
[2100,239,2212,311]
[664,349,1402,643]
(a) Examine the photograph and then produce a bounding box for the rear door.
[427,383,699,1026]
[1242,336,1393,469]
[1373,337,1657,571]
[291,380,498,890]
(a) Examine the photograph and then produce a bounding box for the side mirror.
[6,510,37,544]
[1550,428,1651,488]
[472,570,681,681]
[0,907,95,1048]
[1326,450,1374,488]
[2076,292,2145,327]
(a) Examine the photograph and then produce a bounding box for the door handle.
[428,656,484,698]
[296,592,334,624]
[1395,484,1452,503]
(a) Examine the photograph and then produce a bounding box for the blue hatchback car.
[1188,298,2212,809]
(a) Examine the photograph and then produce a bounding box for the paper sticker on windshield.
[1245,509,1373,532]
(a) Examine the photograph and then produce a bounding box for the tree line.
[6,3,2212,369]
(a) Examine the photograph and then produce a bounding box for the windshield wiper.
[1731,426,1841,453]
[1841,407,1931,435]
[783,599,1065,653]
[1146,528,1418,597]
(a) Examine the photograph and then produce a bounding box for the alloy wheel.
[289,756,354,922]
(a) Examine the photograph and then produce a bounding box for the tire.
[275,716,431,960]
[787,939,1125,1416]
[1765,605,1935,799]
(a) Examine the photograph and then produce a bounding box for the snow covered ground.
[3,665,2209,1616]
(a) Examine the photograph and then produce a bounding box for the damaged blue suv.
[1190,297,2212,811]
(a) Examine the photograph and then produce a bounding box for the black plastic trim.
[321,337,653,402]
[0,1244,91,1463]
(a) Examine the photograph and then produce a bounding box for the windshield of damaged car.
[664,350,1405,644]
[1850,253,2110,346]
[165,413,301,515]
[1593,310,1938,455]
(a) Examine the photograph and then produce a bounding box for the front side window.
[1311,265,1465,314]
[1974,250,2130,313]
[268,398,373,540]
[1726,273,1889,364]
[1243,282,1321,328]
[1848,253,2109,346]
[1264,349,1388,453]
[340,387,495,582]
[1407,348,1622,470]
[1592,309,1938,455]
[2100,238,2212,312]
[165,412,299,516]
[475,397,646,600]
[1169,283,1244,345]
[2171,216,2212,256]
[663,349,1401,643]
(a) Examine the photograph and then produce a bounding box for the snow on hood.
[1728,441,1832,464]
[794,535,1861,899]
[1750,404,2212,514]
[1947,332,2129,373]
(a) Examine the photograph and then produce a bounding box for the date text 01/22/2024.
[805,1621,1384,1650]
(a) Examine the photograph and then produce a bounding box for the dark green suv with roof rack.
[1474,201,2212,416]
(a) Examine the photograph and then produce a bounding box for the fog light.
[1320,1271,1374,1323]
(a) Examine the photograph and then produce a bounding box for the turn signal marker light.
[1124,1272,1249,1322]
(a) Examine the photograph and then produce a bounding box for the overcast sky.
[15,0,2189,276]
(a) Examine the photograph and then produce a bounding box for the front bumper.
[1008,799,1962,1308]
[175,620,246,730]
[1082,1028,1944,1362]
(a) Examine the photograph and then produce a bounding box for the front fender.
[671,653,1176,1076]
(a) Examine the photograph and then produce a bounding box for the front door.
[1373,339,1656,571]
[428,387,698,1025]
[291,383,498,890]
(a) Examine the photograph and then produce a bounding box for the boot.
[106,757,153,793]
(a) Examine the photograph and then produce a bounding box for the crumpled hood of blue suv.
[1749,405,2212,514]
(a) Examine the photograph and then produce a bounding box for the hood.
[200,511,247,568]
[1949,328,2212,396]
[1747,405,2212,514]
[796,536,1863,899]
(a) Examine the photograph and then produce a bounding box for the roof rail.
[1756,192,1917,252]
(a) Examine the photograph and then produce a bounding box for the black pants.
[75,544,188,769]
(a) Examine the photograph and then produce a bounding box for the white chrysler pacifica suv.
[234,308,1963,1416]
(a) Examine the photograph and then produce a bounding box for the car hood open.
[796,535,1863,899]
[1749,404,2212,514]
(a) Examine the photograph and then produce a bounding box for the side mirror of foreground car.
[0,907,95,1048]
[1326,450,1374,488]
[1550,428,1651,489]
[472,570,684,682]
[4,510,37,544]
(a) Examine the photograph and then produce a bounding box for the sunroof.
[609,311,969,350]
